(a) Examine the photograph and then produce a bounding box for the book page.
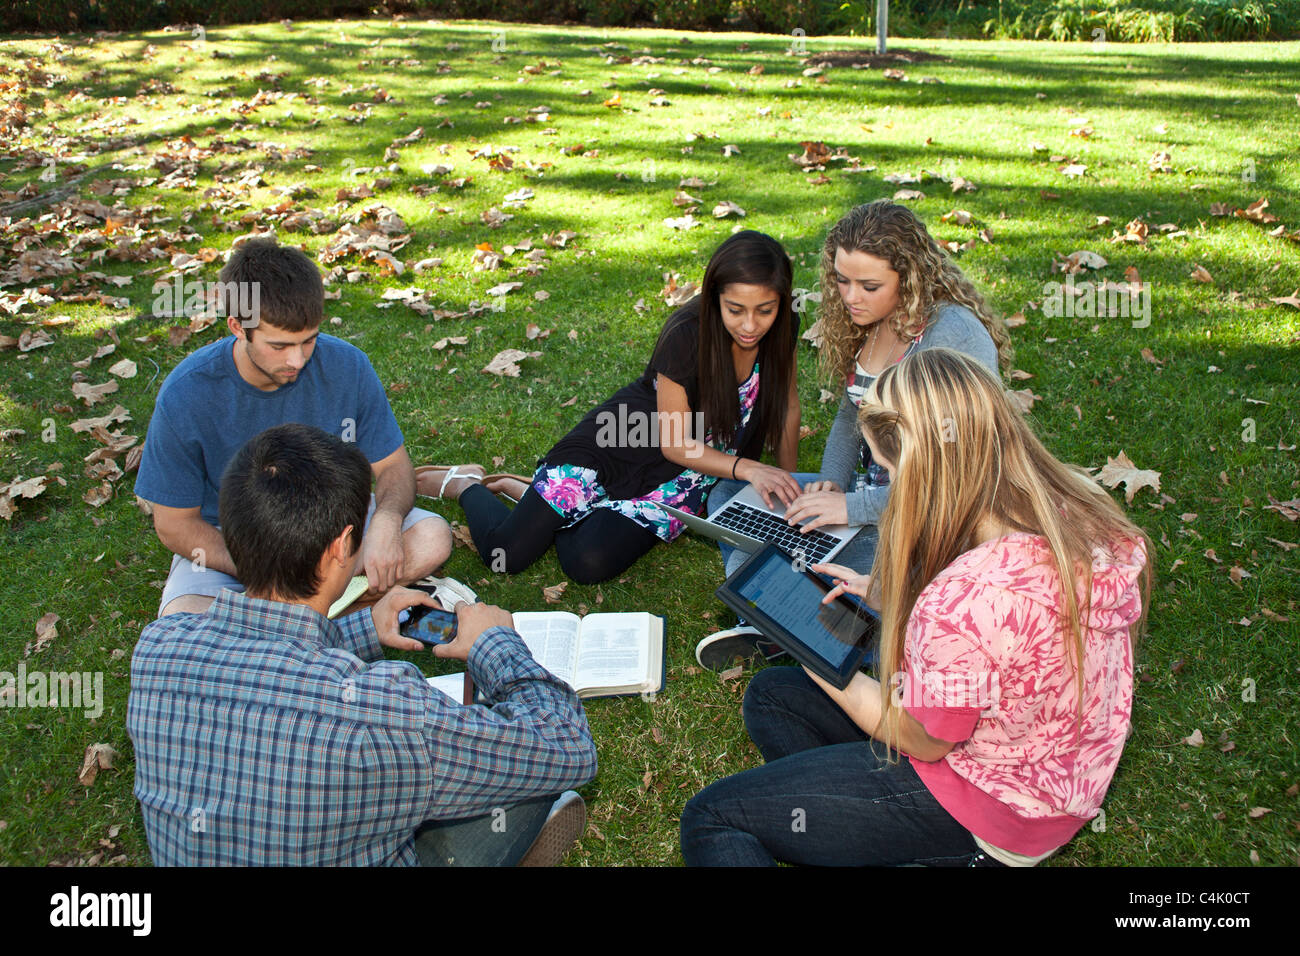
[572,613,649,690]
[511,612,580,686]
[425,673,466,704]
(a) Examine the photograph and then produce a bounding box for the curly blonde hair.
[816,200,1013,384]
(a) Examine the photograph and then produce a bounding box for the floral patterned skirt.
[531,462,718,543]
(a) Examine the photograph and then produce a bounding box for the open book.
[425,611,664,702]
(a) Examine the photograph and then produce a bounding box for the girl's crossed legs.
[680,666,998,867]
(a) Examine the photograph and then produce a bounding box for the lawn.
[0,18,1297,867]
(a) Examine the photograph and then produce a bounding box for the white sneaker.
[517,791,586,867]
[415,575,479,609]
[694,626,785,672]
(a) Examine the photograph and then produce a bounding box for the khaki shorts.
[157,497,439,614]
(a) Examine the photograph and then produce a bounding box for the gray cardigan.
[819,302,1000,526]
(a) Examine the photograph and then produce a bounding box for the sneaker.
[695,626,785,672]
[517,791,586,867]
[414,574,479,609]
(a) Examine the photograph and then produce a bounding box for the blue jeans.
[679,667,1003,866]
[413,794,555,866]
[707,473,879,580]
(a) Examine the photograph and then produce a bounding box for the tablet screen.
[733,549,868,670]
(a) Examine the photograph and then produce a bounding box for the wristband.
[732,457,740,480]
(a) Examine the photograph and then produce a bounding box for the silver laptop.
[660,482,860,565]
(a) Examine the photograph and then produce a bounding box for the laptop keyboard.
[713,503,840,563]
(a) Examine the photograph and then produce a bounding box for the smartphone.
[398,603,458,645]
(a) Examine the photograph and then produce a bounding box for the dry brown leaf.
[1006,388,1041,413]
[543,581,568,603]
[28,612,59,656]
[1263,496,1300,521]
[450,522,477,554]
[1182,729,1204,747]
[1247,807,1272,819]
[78,743,119,787]
[83,481,113,508]
[72,380,120,407]
[1096,450,1161,504]
[18,329,55,352]
[6,475,50,500]
[482,349,541,377]
[1190,264,1213,284]
[107,358,137,379]
[70,405,132,433]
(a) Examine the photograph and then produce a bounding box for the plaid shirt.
[127,590,597,866]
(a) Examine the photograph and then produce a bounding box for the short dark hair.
[218,238,324,338]
[219,424,372,600]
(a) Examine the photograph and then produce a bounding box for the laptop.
[659,481,860,565]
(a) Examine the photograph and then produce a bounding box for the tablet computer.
[714,543,878,689]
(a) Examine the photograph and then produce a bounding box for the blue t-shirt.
[134,333,405,525]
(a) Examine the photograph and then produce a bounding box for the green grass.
[0,21,1297,867]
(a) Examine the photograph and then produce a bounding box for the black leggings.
[459,483,661,585]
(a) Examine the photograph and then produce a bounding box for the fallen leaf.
[543,581,568,603]
[482,349,541,377]
[712,200,746,219]
[83,482,113,508]
[107,358,137,379]
[72,380,120,407]
[1247,807,1272,819]
[1006,388,1041,413]
[893,189,926,201]
[1096,450,1161,504]
[78,743,119,787]
[1183,729,1204,747]
[1190,264,1213,284]
[28,612,59,656]
[1236,198,1278,224]
[18,329,55,352]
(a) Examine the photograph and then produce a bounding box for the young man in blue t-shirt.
[135,238,451,616]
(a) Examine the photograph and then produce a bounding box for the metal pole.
[877,0,888,54]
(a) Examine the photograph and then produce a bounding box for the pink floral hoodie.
[901,532,1148,855]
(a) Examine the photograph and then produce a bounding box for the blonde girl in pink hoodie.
[681,348,1152,867]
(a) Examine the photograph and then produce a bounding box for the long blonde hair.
[860,349,1151,753]
[818,200,1013,384]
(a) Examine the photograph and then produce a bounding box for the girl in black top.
[418,230,803,584]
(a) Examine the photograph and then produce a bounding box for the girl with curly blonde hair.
[784,199,1013,561]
